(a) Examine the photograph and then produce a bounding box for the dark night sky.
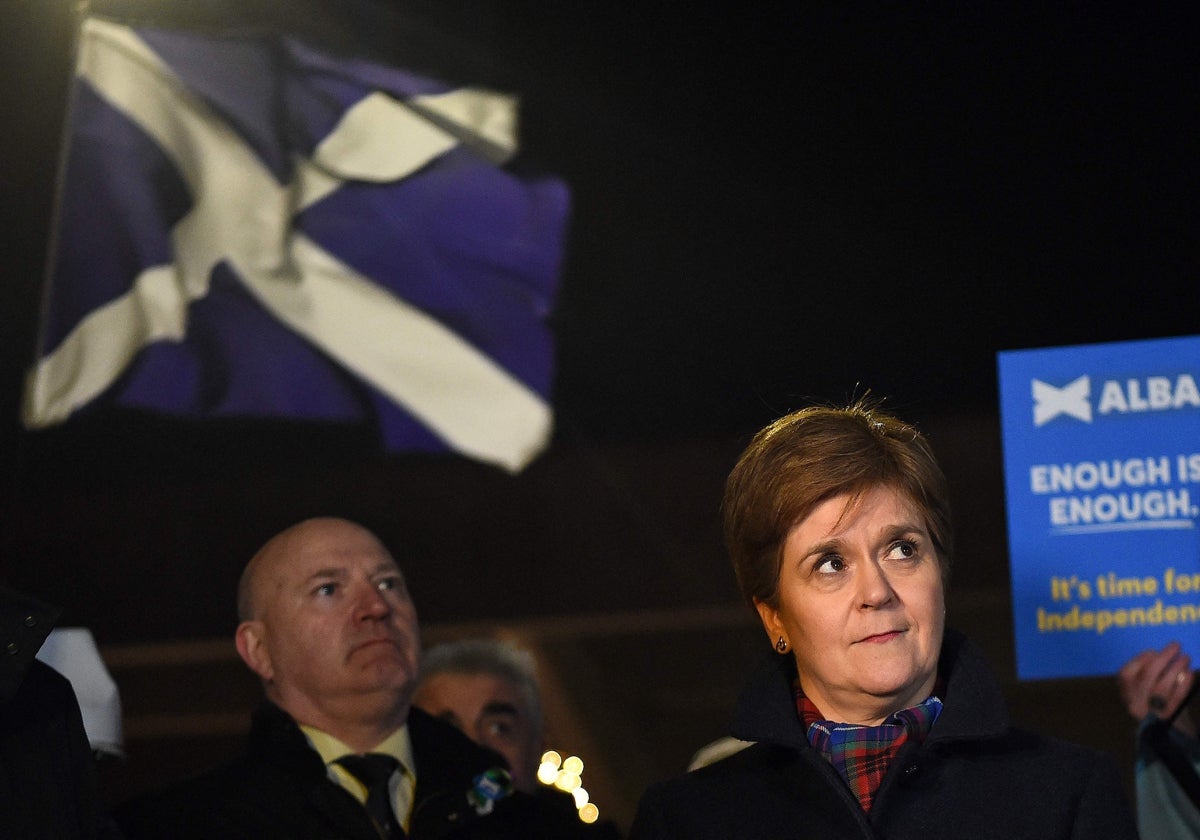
[530,3,1198,437]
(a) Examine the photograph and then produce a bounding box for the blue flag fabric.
[23,17,570,472]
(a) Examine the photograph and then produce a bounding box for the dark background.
[1,1,1197,830]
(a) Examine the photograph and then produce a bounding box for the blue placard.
[997,335,1200,680]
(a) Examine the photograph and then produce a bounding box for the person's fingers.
[1147,649,1192,719]
[1118,650,1153,682]
[1161,659,1195,716]
[1117,650,1156,711]
[1117,643,1192,721]
[1145,642,1184,684]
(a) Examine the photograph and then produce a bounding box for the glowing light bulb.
[537,762,559,785]
[572,787,590,808]
[539,747,603,822]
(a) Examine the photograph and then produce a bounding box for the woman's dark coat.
[631,629,1137,839]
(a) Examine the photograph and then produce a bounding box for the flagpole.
[21,0,91,427]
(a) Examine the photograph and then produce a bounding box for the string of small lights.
[537,749,601,824]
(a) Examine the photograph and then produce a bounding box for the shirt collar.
[300,723,416,777]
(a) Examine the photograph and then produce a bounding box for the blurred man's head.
[413,639,542,792]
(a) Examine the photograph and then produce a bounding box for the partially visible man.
[414,638,622,838]
[1117,641,1200,840]
[117,517,563,839]
[0,585,116,839]
[414,640,543,794]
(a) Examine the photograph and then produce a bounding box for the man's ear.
[754,599,786,649]
[235,620,274,682]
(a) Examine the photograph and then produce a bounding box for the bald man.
[116,518,568,840]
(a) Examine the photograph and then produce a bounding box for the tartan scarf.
[798,687,943,812]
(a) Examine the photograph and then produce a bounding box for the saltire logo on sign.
[23,16,570,473]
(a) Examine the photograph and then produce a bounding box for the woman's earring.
[776,636,788,653]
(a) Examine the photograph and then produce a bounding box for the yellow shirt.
[300,725,417,831]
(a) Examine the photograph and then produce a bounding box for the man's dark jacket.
[116,702,594,839]
[0,586,111,839]
[630,630,1138,839]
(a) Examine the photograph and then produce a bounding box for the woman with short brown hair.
[631,401,1137,839]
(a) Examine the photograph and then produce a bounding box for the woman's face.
[756,484,945,725]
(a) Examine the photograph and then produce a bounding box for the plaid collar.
[797,686,943,812]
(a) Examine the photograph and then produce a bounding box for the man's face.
[413,672,540,793]
[239,520,421,728]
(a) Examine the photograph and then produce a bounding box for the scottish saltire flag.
[22,16,569,472]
